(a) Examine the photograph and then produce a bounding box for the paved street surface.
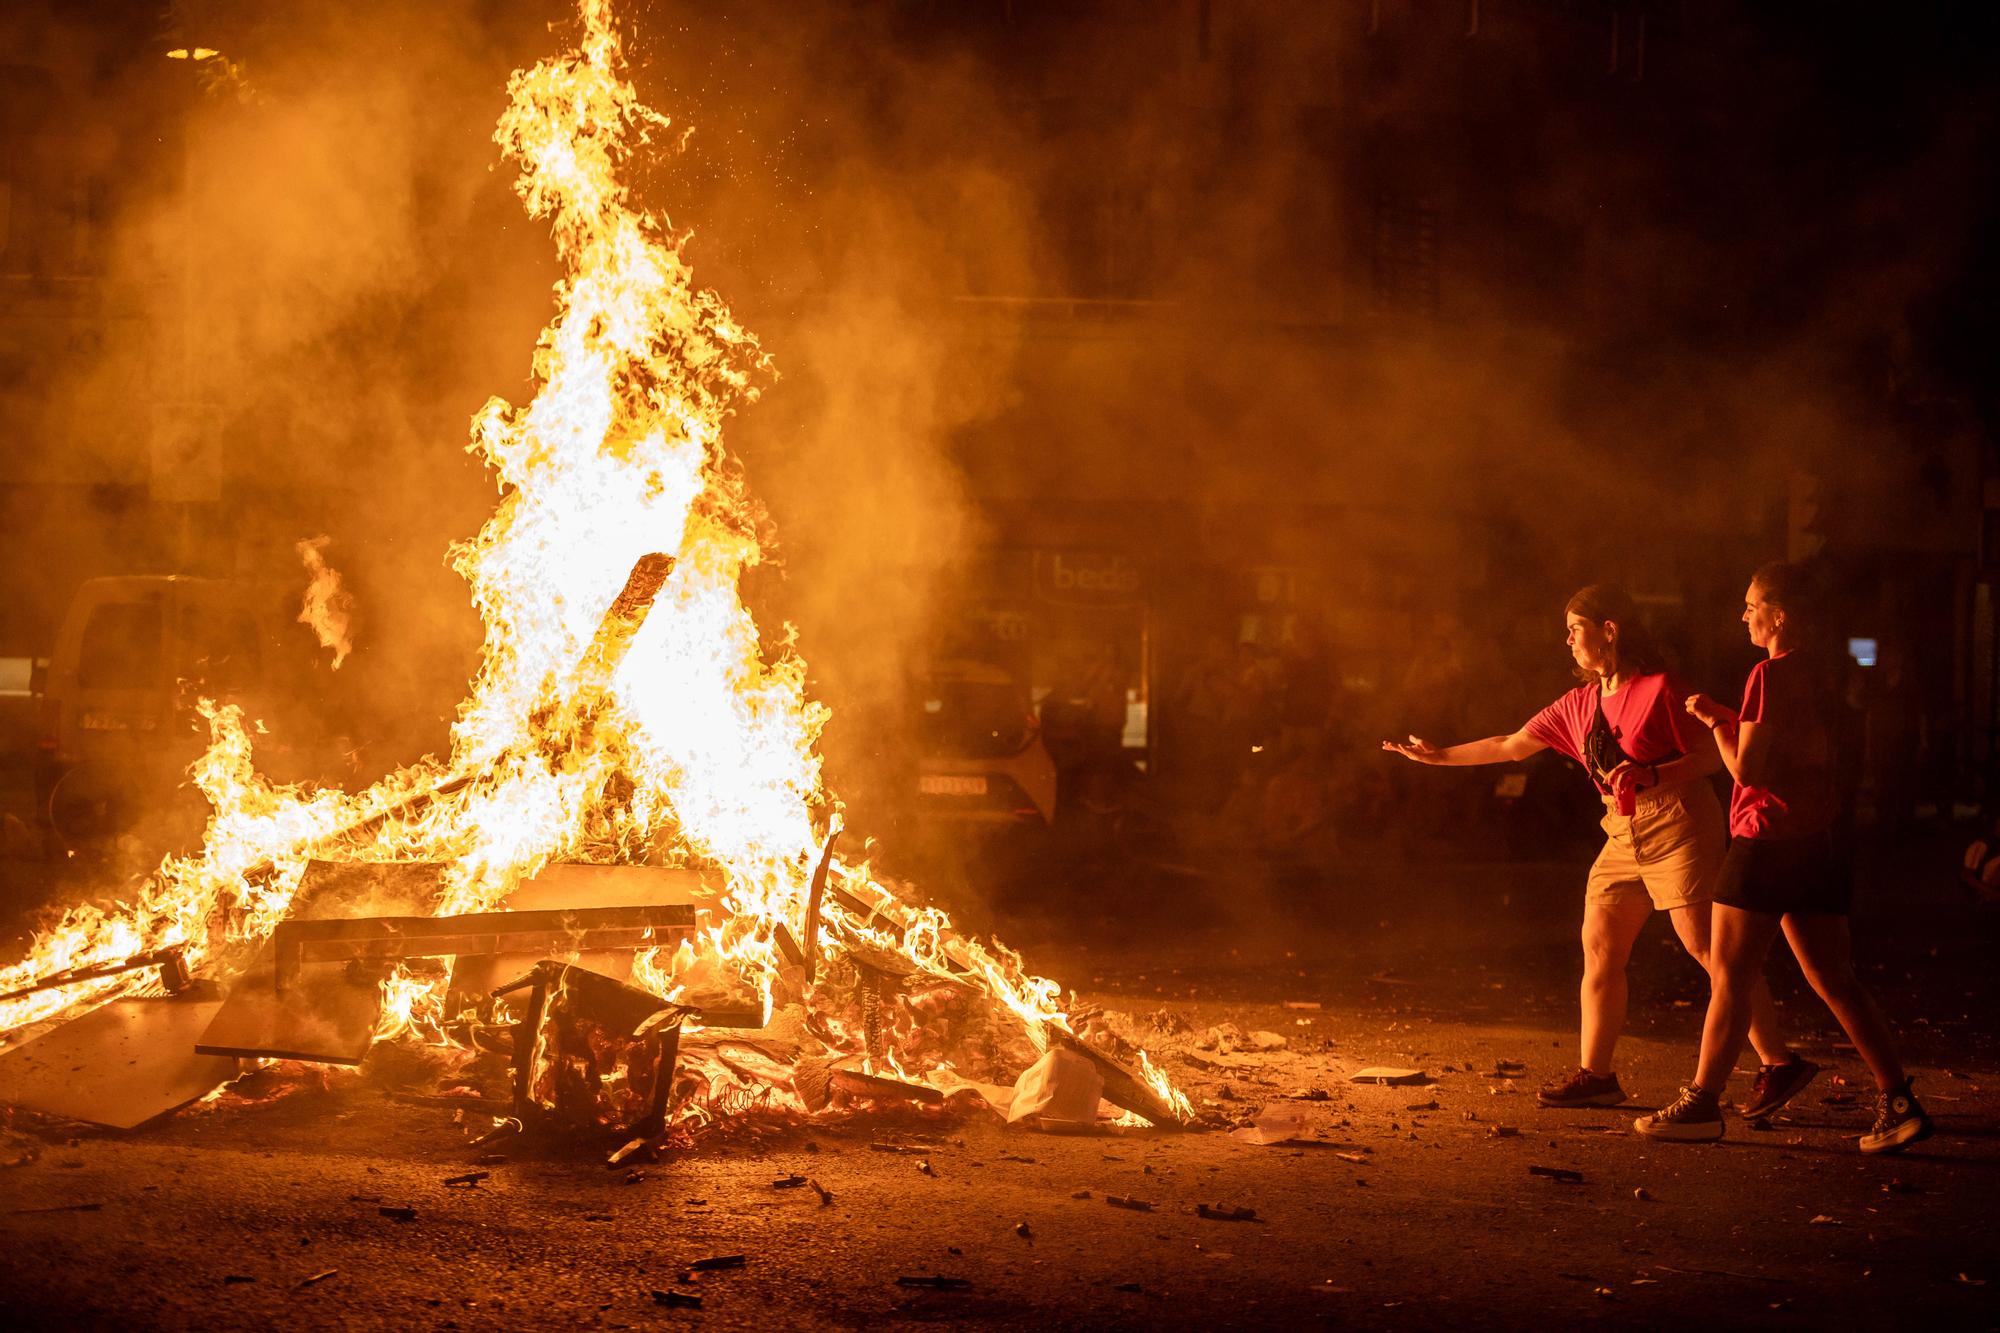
[0,840,1996,1330]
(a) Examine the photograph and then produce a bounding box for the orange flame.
[295,536,354,669]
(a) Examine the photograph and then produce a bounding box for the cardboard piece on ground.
[1008,1047,1104,1128]
[196,952,383,1066]
[1229,1106,1313,1146]
[1348,1066,1431,1086]
[0,996,238,1128]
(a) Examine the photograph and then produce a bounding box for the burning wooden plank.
[0,948,194,1006]
[271,905,698,992]
[235,555,677,886]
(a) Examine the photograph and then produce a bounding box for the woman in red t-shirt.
[1635,562,1932,1152]
[1385,585,1795,1111]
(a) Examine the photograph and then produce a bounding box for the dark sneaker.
[1537,1067,1627,1108]
[1859,1080,1934,1155]
[1739,1056,1820,1119]
[1634,1085,1724,1142]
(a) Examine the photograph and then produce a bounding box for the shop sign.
[1032,551,1144,607]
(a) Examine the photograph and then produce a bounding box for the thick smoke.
[6,1,1992,888]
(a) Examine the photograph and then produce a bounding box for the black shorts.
[1712,830,1853,916]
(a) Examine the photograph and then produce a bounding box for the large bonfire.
[0,0,1189,1130]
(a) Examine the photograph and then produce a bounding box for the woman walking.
[1636,563,1933,1151]
[1385,586,1800,1110]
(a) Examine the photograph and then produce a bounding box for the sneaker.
[1739,1056,1820,1119]
[1537,1067,1627,1107]
[1859,1080,1934,1154]
[1634,1085,1724,1141]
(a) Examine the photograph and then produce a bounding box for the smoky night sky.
[2,0,1996,786]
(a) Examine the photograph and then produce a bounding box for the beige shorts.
[1585,780,1726,912]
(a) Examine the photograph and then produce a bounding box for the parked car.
[36,575,333,846]
[913,660,1057,826]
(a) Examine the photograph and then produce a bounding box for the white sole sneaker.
[1859,1114,1933,1154]
[1633,1112,1724,1142]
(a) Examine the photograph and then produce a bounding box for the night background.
[0,2,1996,1329]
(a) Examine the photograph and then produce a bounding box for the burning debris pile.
[0,0,1191,1147]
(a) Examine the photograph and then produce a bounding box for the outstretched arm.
[1382,730,1546,767]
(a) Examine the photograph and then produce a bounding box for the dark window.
[919,675,1036,758]
[176,606,262,691]
[78,601,163,690]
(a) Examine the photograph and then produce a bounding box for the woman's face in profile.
[1742,582,1782,650]
[1565,613,1614,675]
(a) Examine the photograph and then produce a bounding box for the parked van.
[37,576,330,844]
[913,660,1057,825]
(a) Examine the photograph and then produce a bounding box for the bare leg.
[1692,905,1786,1093]
[1782,914,1907,1092]
[1668,902,1791,1067]
[1580,896,1653,1074]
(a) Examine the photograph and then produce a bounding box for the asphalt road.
[0,839,1995,1331]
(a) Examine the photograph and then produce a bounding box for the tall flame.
[0,0,1187,1126]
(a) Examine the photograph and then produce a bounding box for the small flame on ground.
[1138,1049,1196,1124]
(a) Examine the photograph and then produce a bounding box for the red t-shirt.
[1523,672,1697,794]
[1728,652,1837,839]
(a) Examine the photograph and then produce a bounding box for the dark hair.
[1750,560,1822,631]
[1565,583,1666,681]
[1748,560,1846,742]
